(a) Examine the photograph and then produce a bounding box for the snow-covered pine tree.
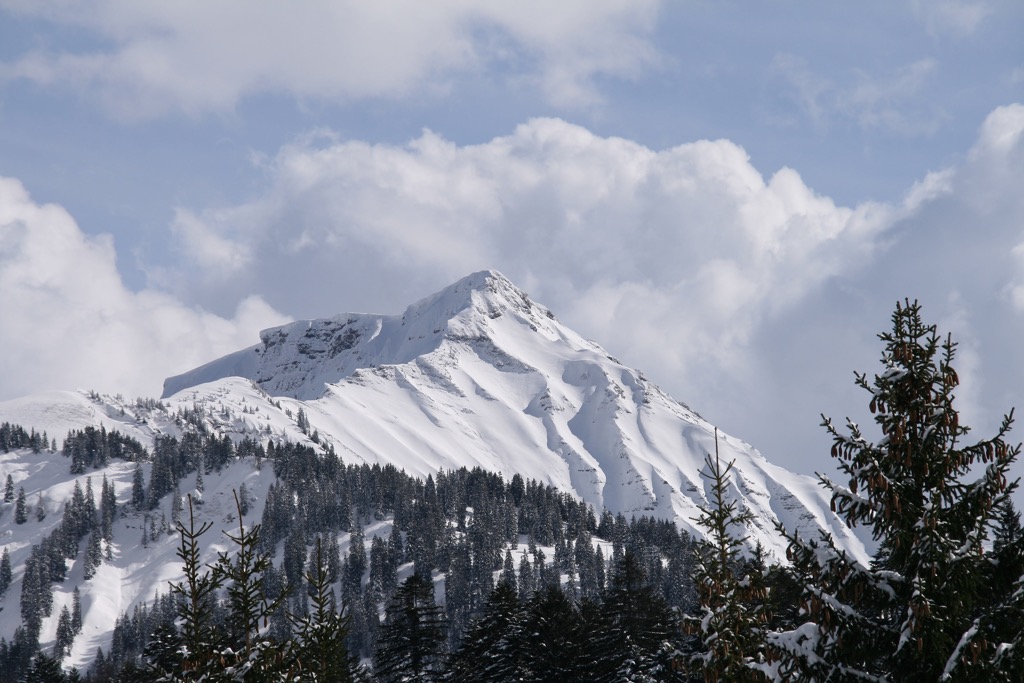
[687,436,770,683]
[769,300,1021,682]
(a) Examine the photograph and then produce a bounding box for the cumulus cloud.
[0,0,660,116]
[0,177,288,400]
[161,119,925,400]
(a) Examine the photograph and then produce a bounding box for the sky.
[0,1,1022,480]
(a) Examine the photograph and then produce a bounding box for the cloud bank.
[3,105,1023,472]
[0,0,660,116]
[163,118,919,396]
[0,178,288,400]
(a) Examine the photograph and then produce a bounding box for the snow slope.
[0,269,866,669]
[162,270,863,561]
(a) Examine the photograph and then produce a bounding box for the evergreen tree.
[23,652,65,683]
[770,300,1022,682]
[687,438,770,682]
[290,538,356,682]
[993,498,1022,552]
[446,578,525,683]
[518,583,582,681]
[15,487,27,524]
[53,605,74,660]
[84,530,103,580]
[374,572,447,683]
[164,495,224,679]
[209,490,291,681]
[0,548,11,596]
[131,464,145,510]
[604,549,681,682]
[4,474,13,502]
[72,587,82,634]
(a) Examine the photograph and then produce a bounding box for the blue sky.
[0,1,1022,477]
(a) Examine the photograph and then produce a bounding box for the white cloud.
[0,1,661,116]
[0,177,288,400]
[771,55,945,136]
[162,118,919,395]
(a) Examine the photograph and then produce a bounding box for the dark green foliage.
[53,606,74,660]
[687,441,770,682]
[15,486,27,524]
[290,538,356,682]
[62,426,146,474]
[165,495,223,678]
[0,422,38,453]
[446,579,525,682]
[130,464,145,510]
[374,572,447,683]
[604,550,682,681]
[23,652,66,683]
[0,548,11,596]
[772,300,1023,682]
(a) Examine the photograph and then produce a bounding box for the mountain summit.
[161,269,864,562]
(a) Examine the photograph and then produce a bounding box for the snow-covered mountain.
[160,269,861,560]
[0,269,866,670]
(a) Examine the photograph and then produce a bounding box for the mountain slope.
[162,269,863,562]
[0,270,866,671]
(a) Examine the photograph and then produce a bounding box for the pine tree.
[53,605,74,660]
[131,463,145,510]
[0,548,11,596]
[446,578,525,682]
[374,572,447,682]
[209,490,292,681]
[290,537,356,682]
[769,300,1022,682]
[3,474,13,502]
[84,530,103,580]
[687,436,770,683]
[604,549,681,682]
[165,495,224,679]
[993,498,1022,552]
[15,487,27,524]
[23,652,65,683]
[72,587,82,634]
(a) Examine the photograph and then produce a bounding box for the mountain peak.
[401,269,541,326]
[162,270,562,400]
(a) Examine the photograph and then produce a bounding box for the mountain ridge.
[154,269,862,563]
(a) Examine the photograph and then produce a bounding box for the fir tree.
[446,578,525,683]
[131,463,145,510]
[53,605,74,660]
[15,487,27,524]
[72,587,82,634]
[687,436,770,683]
[165,495,224,679]
[3,474,13,502]
[290,537,356,682]
[0,548,11,596]
[374,572,447,683]
[770,300,1022,682]
[23,652,65,683]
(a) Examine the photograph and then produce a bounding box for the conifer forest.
[3,301,1024,682]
